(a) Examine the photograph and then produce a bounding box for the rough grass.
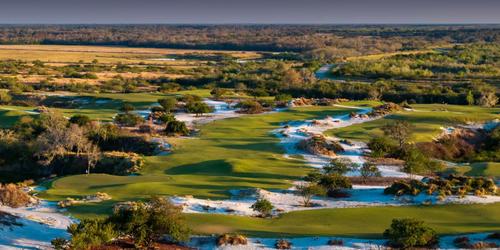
[0,44,260,64]
[186,203,500,238]
[326,104,500,143]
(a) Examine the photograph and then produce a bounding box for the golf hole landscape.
[0,22,499,250]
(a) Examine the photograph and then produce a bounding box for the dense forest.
[333,43,500,81]
[1,24,500,61]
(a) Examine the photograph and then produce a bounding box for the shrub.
[383,218,438,248]
[165,120,189,136]
[185,101,213,116]
[69,115,91,127]
[251,198,274,217]
[367,136,397,157]
[0,183,34,208]
[119,103,135,113]
[159,113,176,124]
[65,218,118,250]
[114,113,144,127]
[0,91,12,104]
[327,239,344,246]
[275,239,292,249]
[318,174,352,197]
[360,162,382,181]
[109,197,191,247]
[324,158,355,175]
[158,97,177,113]
[296,183,325,207]
[236,100,264,114]
[216,234,248,246]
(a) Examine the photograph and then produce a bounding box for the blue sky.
[1,0,499,24]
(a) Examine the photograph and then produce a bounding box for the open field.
[327,104,500,143]
[0,44,260,64]
[187,203,500,237]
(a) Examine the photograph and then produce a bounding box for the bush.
[69,115,91,127]
[367,136,397,157]
[165,120,189,136]
[383,218,438,248]
[65,218,118,250]
[158,97,177,113]
[275,239,292,249]
[216,234,248,246]
[114,113,144,127]
[318,174,352,197]
[185,101,213,116]
[0,91,12,104]
[0,183,34,208]
[251,198,274,217]
[109,197,191,247]
[236,100,264,114]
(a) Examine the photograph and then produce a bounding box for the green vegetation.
[42,105,357,217]
[327,104,499,143]
[334,44,500,80]
[186,203,500,237]
[383,218,438,248]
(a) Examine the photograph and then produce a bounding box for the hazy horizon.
[1,0,500,24]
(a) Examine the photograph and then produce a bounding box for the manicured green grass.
[42,105,359,218]
[445,162,500,178]
[186,203,500,238]
[0,106,38,128]
[327,104,499,143]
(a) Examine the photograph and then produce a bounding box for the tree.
[120,103,135,114]
[210,88,227,100]
[382,121,414,149]
[251,198,274,217]
[110,197,191,247]
[478,91,498,107]
[165,120,189,136]
[466,90,474,105]
[60,218,118,250]
[323,158,355,175]
[367,136,397,157]
[158,97,177,113]
[0,91,12,104]
[159,113,176,124]
[296,183,325,207]
[360,162,382,183]
[69,115,91,127]
[383,218,438,248]
[318,174,352,197]
[186,101,213,117]
[236,100,263,114]
[114,113,144,127]
[401,146,441,178]
[84,143,100,175]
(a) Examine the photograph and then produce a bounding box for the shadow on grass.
[165,160,302,180]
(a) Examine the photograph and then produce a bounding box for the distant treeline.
[1,24,499,61]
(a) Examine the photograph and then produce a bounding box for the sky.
[1,0,499,24]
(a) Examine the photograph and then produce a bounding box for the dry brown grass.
[0,44,260,64]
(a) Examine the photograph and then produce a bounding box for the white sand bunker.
[0,200,74,249]
[171,187,500,216]
[274,105,417,178]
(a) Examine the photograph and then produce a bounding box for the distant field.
[327,104,500,143]
[0,44,260,64]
